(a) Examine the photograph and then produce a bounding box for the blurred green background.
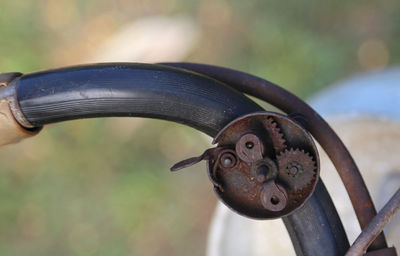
[0,0,399,255]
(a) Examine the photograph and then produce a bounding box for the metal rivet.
[219,152,237,168]
[289,166,298,175]
[223,157,232,167]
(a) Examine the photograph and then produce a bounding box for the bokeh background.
[0,1,399,255]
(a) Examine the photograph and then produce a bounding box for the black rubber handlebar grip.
[15,63,262,136]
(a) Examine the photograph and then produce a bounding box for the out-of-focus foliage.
[0,0,399,255]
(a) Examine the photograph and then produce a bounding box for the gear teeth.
[262,117,287,154]
[277,147,317,191]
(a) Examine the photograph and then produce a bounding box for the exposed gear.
[173,112,320,219]
[262,117,286,154]
[277,148,316,190]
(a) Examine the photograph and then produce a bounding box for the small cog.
[262,117,286,154]
[277,148,316,190]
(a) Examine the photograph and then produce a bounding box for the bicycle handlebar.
[0,63,349,255]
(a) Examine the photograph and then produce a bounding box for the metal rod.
[346,188,400,256]
[161,62,388,250]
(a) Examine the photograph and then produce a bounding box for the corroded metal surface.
[365,248,397,256]
[346,189,400,256]
[163,62,388,250]
[173,111,320,219]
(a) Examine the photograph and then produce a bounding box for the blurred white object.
[87,16,200,63]
[207,203,295,256]
[207,68,400,255]
[310,68,400,249]
[85,15,201,140]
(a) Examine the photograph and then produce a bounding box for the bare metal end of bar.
[0,72,41,146]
